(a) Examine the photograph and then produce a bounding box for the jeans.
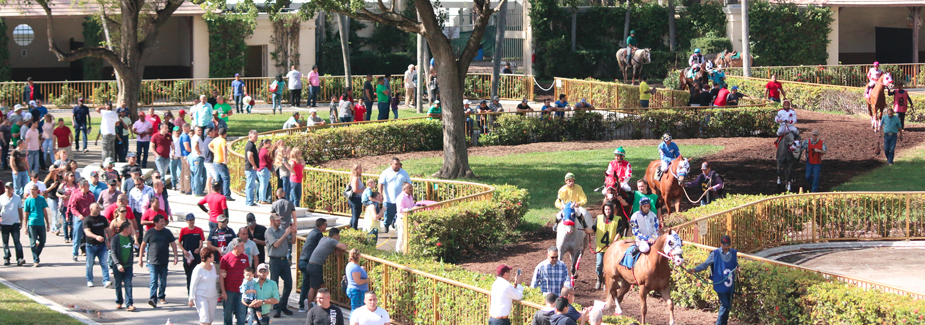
[716,290,733,325]
[309,86,320,106]
[279,177,292,202]
[75,125,89,150]
[392,106,398,119]
[147,263,168,300]
[223,291,246,325]
[63,211,72,241]
[257,168,272,203]
[48,199,60,232]
[215,163,231,197]
[136,141,150,168]
[489,317,512,325]
[27,225,45,263]
[28,150,40,174]
[364,100,373,121]
[899,112,907,129]
[170,158,182,190]
[348,196,362,229]
[234,94,244,113]
[384,202,397,230]
[339,116,354,123]
[85,243,111,283]
[72,217,85,257]
[117,136,129,162]
[12,171,28,197]
[884,133,897,164]
[377,102,390,120]
[189,156,205,196]
[1,224,24,262]
[700,190,714,206]
[269,257,292,312]
[297,260,309,309]
[272,93,283,113]
[596,252,605,276]
[114,265,134,307]
[290,183,302,207]
[805,163,821,193]
[42,138,54,165]
[244,170,257,205]
[155,156,170,182]
[1,145,8,169]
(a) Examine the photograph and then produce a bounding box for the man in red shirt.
[764,75,786,103]
[103,194,138,235]
[151,124,172,184]
[68,179,97,261]
[146,108,161,133]
[220,238,249,324]
[52,118,73,162]
[140,196,168,231]
[198,182,229,233]
[713,86,730,106]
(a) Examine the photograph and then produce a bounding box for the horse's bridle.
[668,159,688,185]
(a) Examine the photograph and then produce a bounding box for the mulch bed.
[320,110,924,324]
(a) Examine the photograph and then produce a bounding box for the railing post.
[906,195,911,239]
[812,198,817,242]
[432,278,439,324]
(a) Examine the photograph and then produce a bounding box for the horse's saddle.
[621,245,642,269]
[729,51,741,60]
[684,67,696,79]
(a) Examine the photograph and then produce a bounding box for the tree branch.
[37,0,123,68]
[458,0,498,70]
[343,7,422,34]
[376,0,388,14]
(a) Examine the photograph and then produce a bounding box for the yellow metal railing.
[553,77,768,109]
[725,63,925,88]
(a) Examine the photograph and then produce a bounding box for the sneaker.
[227,198,236,202]
[273,310,281,318]
[33,263,39,267]
[148,299,157,308]
[17,259,24,266]
[298,307,306,313]
[127,306,136,311]
[159,299,167,305]
[3,260,9,266]
[72,256,78,262]
[87,281,94,287]
[104,281,113,289]
[281,309,293,316]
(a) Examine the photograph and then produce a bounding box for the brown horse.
[644,157,691,216]
[866,73,893,132]
[678,68,709,91]
[714,50,753,68]
[602,230,685,324]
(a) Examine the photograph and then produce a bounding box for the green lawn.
[0,282,83,325]
[833,143,925,191]
[378,145,724,230]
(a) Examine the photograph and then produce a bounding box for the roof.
[0,0,207,18]
[772,0,925,6]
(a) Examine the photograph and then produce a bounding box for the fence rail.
[553,77,768,109]
[0,73,533,108]
[675,192,925,299]
[724,63,925,88]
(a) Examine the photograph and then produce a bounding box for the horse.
[776,132,804,192]
[714,50,753,68]
[556,205,594,287]
[679,67,709,91]
[616,48,652,85]
[602,230,685,324]
[644,157,691,217]
[866,73,893,132]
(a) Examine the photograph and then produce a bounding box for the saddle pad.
[621,245,640,269]
[730,52,741,60]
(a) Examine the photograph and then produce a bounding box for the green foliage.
[50,83,81,107]
[207,8,258,78]
[325,51,415,76]
[690,35,733,54]
[0,19,11,82]
[91,82,118,104]
[674,194,778,225]
[747,1,833,66]
[82,17,105,80]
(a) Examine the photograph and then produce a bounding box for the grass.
[0,282,83,325]
[833,143,925,191]
[377,145,724,230]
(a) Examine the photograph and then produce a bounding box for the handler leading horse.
[602,230,685,325]
[645,157,691,216]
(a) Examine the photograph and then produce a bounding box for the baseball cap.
[257,263,270,272]
[720,235,731,246]
[179,110,186,115]
[185,213,196,221]
[127,152,136,158]
[130,167,142,174]
[217,215,229,223]
[173,126,180,132]
[701,162,709,170]
[235,73,240,77]
[639,196,651,205]
[107,178,117,186]
[28,100,36,107]
[90,170,99,177]
[14,104,22,111]
[104,157,114,165]
[270,213,282,221]
[496,264,512,277]
[731,85,739,90]
[3,182,11,188]
[246,213,256,227]
[117,108,126,114]
[463,99,471,105]
[78,97,85,102]
[434,100,440,104]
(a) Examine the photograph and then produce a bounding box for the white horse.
[556,206,594,287]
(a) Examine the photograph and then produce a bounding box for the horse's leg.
[673,197,681,215]
[639,285,648,325]
[660,287,675,325]
[615,276,631,303]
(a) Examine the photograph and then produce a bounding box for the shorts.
[307,262,325,289]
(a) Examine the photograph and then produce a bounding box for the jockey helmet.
[564,173,575,181]
[630,30,635,34]
[639,196,651,205]
[694,48,701,54]
[662,133,672,141]
[873,61,880,67]
[614,146,626,156]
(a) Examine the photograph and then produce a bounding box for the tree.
[337,14,352,81]
[667,0,677,52]
[491,1,507,98]
[303,0,507,179]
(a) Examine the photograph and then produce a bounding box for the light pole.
[742,0,751,77]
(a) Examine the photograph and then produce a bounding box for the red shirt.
[714,88,730,106]
[198,193,227,223]
[53,126,71,147]
[147,115,161,133]
[220,251,249,293]
[765,81,783,99]
[103,204,135,222]
[354,104,366,122]
[151,133,172,158]
[258,147,270,171]
[140,208,168,231]
[67,189,96,218]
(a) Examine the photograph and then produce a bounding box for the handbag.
[343,184,353,199]
[269,82,278,93]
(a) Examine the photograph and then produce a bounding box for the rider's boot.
[655,168,663,180]
[595,274,604,290]
[866,85,872,99]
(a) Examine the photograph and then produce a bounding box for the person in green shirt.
[252,263,280,324]
[426,100,442,120]
[375,77,391,120]
[631,179,658,215]
[215,96,233,123]
[625,30,638,64]
[23,185,49,267]
[638,75,655,108]
[11,121,21,147]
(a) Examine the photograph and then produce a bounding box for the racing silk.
[630,210,659,242]
[658,141,681,164]
[555,184,587,209]
[594,215,620,253]
[890,89,912,113]
[689,54,705,67]
[605,159,632,189]
[868,68,883,83]
[775,108,797,128]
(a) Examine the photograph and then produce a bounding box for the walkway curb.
[0,275,104,325]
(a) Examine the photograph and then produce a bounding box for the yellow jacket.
[555,184,587,209]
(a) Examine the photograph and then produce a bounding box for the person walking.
[307,288,344,325]
[404,65,416,108]
[349,291,390,325]
[803,130,826,193]
[132,111,154,168]
[297,218,327,312]
[347,164,365,230]
[11,140,28,197]
[307,65,321,107]
[138,214,178,308]
[52,118,73,163]
[151,124,172,179]
[287,66,304,108]
[23,121,41,174]
[69,179,96,262]
[177,124,192,194]
[889,82,913,130]
[375,77,391,120]
[690,235,738,325]
[764,75,786,103]
[377,158,410,233]
[111,221,136,311]
[83,203,112,288]
[394,183,415,253]
[0,182,25,266]
[72,98,91,153]
[198,182,229,233]
[243,131,259,206]
[362,74,375,121]
[180,213,205,291]
[220,238,249,325]
[245,213,267,267]
[209,128,232,198]
[265,213,295,317]
[881,108,903,165]
[232,74,247,114]
[489,264,524,325]
[189,246,220,325]
[115,108,132,162]
[345,249,369,310]
[529,246,569,295]
[252,263,280,325]
[93,103,118,162]
[23,184,50,267]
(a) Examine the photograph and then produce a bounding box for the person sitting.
[866,61,883,98]
[426,100,442,120]
[283,112,303,129]
[554,173,587,231]
[501,62,514,74]
[628,196,659,256]
[689,48,705,70]
[574,98,594,110]
[515,98,532,115]
[774,100,799,148]
[657,133,680,180]
[624,30,637,64]
[725,86,751,106]
[604,146,632,193]
[305,109,325,127]
[683,162,724,206]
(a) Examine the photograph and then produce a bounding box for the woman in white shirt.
[188,246,219,325]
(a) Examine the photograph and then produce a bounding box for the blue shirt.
[89,181,108,201]
[239,278,257,301]
[554,100,568,118]
[378,168,411,204]
[530,259,569,294]
[231,80,246,96]
[881,114,902,134]
[24,195,48,226]
[73,104,91,126]
[346,262,369,291]
[179,133,191,157]
[658,141,681,162]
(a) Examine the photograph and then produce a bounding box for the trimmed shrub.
[690,35,733,54]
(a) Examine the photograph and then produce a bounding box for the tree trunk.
[623,0,632,44]
[668,0,677,52]
[117,67,143,120]
[429,39,474,179]
[337,14,352,81]
[491,1,508,98]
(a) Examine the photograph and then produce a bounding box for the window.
[13,24,34,46]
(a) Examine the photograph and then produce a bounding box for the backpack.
[268,82,278,93]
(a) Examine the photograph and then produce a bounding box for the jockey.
[866,62,883,98]
[689,49,705,69]
[605,146,632,193]
[555,173,587,228]
[625,30,638,64]
[775,100,800,149]
[630,197,660,253]
[657,133,681,178]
